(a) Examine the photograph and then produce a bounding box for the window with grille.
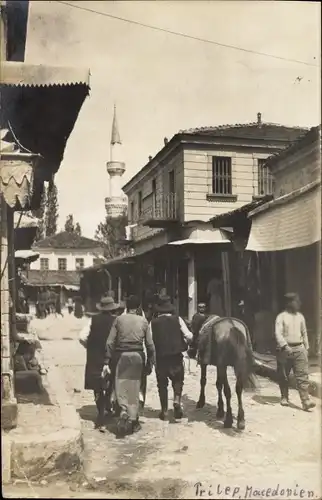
[40,258,49,271]
[58,258,67,271]
[169,171,175,193]
[75,258,84,270]
[130,201,134,222]
[152,179,157,210]
[257,159,274,196]
[138,191,142,216]
[212,157,232,195]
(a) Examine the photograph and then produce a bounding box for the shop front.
[247,180,321,356]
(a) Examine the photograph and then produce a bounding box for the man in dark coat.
[79,296,120,432]
[149,296,193,421]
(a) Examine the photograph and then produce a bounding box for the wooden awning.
[246,181,321,251]
[1,62,90,207]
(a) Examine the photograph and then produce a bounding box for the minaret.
[105,105,127,218]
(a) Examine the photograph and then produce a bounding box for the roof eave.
[122,126,308,194]
[264,125,321,170]
[0,62,90,88]
[122,133,183,193]
[210,195,273,228]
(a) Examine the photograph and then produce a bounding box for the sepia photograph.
[0,0,321,498]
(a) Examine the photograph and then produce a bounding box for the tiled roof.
[210,195,273,228]
[24,270,80,287]
[33,232,102,250]
[179,122,309,142]
[265,125,321,168]
[123,119,309,192]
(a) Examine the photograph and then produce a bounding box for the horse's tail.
[230,326,257,390]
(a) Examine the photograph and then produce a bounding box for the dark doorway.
[177,259,188,318]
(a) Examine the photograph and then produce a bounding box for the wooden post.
[7,207,17,342]
[117,276,122,303]
[188,252,197,320]
[221,251,231,316]
[1,195,18,430]
[0,0,8,62]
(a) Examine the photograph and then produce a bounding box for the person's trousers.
[155,354,185,410]
[276,344,310,403]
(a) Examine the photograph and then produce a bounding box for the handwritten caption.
[194,482,317,499]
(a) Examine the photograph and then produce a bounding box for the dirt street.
[4,315,321,499]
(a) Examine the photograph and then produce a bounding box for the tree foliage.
[44,183,59,237]
[95,214,128,259]
[33,186,47,241]
[64,214,82,235]
[75,222,82,236]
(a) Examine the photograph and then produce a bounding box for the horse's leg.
[196,364,207,409]
[216,370,225,419]
[223,368,233,428]
[236,375,245,430]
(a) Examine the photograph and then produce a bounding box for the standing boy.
[275,293,315,411]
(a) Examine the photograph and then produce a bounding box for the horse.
[194,315,257,430]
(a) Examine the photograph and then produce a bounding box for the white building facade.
[30,232,104,271]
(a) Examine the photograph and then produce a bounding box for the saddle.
[197,316,252,366]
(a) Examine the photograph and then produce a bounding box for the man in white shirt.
[275,293,315,411]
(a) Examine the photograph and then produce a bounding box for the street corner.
[1,433,12,485]
[11,428,84,480]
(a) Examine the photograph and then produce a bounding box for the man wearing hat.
[79,296,120,432]
[189,303,209,359]
[275,292,315,411]
[149,295,193,421]
[102,295,155,436]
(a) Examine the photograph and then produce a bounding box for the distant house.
[30,232,105,272]
[23,232,105,301]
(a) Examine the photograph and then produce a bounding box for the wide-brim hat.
[96,296,120,312]
[155,295,176,314]
[284,293,300,303]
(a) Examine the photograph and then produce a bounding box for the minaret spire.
[105,104,127,218]
[111,104,121,145]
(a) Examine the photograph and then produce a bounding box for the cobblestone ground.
[5,315,321,499]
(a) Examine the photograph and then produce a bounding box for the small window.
[257,159,274,196]
[75,258,84,270]
[169,171,175,194]
[130,201,134,223]
[40,258,49,271]
[138,191,142,215]
[58,258,67,271]
[212,157,232,195]
[152,179,157,209]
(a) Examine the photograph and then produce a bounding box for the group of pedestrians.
[79,289,315,438]
[79,293,193,436]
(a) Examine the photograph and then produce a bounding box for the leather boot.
[173,393,183,419]
[280,386,289,407]
[302,399,316,411]
[94,393,106,432]
[158,388,168,421]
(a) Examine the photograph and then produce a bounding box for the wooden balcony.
[141,193,179,228]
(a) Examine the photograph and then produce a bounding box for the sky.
[25,0,321,238]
